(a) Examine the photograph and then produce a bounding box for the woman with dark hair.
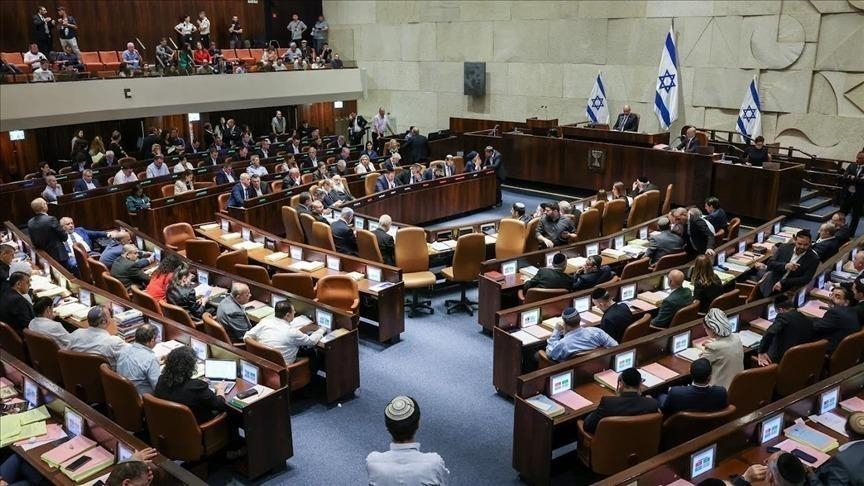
[165,267,206,319]
[361,141,378,159]
[690,254,723,313]
[154,346,225,423]
[611,181,631,212]
[107,130,127,158]
[39,162,56,178]
[145,253,184,302]
[125,184,151,213]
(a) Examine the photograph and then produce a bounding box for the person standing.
[228,16,243,49]
[483,145,506,207]
[287,13,307,45]
[174,15,196,49]
[32,6,55,56]
[27,198,71,271]
[55,7,79,55]
[840,151,864,236]
[372,107,393,153]
[312,15,329,54]
[197,11,211,48]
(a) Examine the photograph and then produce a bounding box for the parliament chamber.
[2,1,864,485]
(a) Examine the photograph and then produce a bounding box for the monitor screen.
[549,370,573,396]
[672,331,690,354]
[727,314,739,333]
[316,309,333,330]
[205,359,236,381]
[819,388,839,415]
[760,414,783,444]
[690,444,717,479]
[614,349,636,372]
[620,284,636,301]
[573,296,590,313]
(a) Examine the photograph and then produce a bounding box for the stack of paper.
[199,223,220,231]
[641,363,679,382]
[430,241,451,252]
[566,257,587,271]
[581,312,601,326]
[287,261,325,272]
[784,423,839,452]
[600,248,627,260]
[221,232,242,241]
[15,423,67,451]
[41,435,97,467]
[840,396,864,413]
[799,301,828,319]
[232,241,264,251]
[29,275,55,292]
[153,340,184,360]
[551,390,592,412]
[737,330,763,348]
[264,252,290,262]
[518,266,539,279]
[722,262,751,274]
[345,271,365,281]
[637,291,668,306]
[749,318,773,332]
[0,377,17,399]
[526,394,566,418]
[71,306,91,320]
[811,411,849,437]
[36,286,66,299]
[767,235,790,245]
[509,330,541,345]
[369,282,395,293]
[628,299,657,312]
[594,370,619,390]
[676,348,703,362]
[628,239,650,247]
[246,305,275,320]
[540,317,562,330]
[619,245,646,258]
[523,326,552,340]
[60,444,114,482]
[775,439,831,467]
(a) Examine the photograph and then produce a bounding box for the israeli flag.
[585,73,609,125]
[653,27,679,130]
[735,76,762,140]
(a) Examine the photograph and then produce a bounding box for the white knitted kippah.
[385,396,415,421]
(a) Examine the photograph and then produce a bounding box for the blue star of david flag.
[586,73,610,125]
[653,27,679,130]
[736,76,762,140]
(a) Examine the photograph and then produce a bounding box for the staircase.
[792,188,838,223]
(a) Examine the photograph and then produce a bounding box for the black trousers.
[840,192,863,236]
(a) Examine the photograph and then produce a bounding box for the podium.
[525,117,558,136]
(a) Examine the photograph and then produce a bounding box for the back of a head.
[561,307,580,327]
[384,396,420,442]
[32,296,53,316]
[379,214,392,230]
[134,323,157,345]
[690,358,712,384]
[106,460,150,486]
[657,216,671,231]
[847,411,864,441]
[87,306,106,328]
[274,299,294,319]
[770,452,806,486]
[619,367,642,389]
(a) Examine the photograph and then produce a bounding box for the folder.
[581,311,602,326]
[41,434,97,467]
[510,330,541,345]
[594,369,619,390]
[60,444,114,482]
[784,423,838,453]
[676,348,703,362]
[551,390,592,412]
[0,421,47,448]
[640,362,679,381]
[798,301,828,320]
[221,232,242,240]
[523,325,552,340]
[540,317,562,331]
[15,423,68,451]
[518,266,539,278]
[199,223,220,231]
[840,396,864,413]
[628,299,657,313]
[738,330,763,348]
[16,405,50,425]
[232,241,264,251]
[749,318,772,332]
[345,271,365,281]
[526,394,565,418]
[264,251,290,262]
[775,439,831,468]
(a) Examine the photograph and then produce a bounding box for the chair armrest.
[200,411,229,456]
[349,299,360,313]
[165,243,179,251]
[649,324,666,332]
[231,342,246,349]
[517,289,526,303]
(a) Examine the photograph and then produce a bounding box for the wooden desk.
[2,355,205,486]
[712,161,805,221]
[559,124,670,147]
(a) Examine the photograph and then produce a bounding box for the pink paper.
[776,439,830,468]
[749,318,772,332]
[666,480,695,486]
[840,396,864,413]
[41,434,96,465]
[594,369,619,390]
[551,390,592,412]
[641,362,679,381]
[581,312,602,326]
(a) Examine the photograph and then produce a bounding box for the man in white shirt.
[41,175,64,203]
[271,111,286,136]
[372,107,393,152]
[116,324,160,395]
[23,43,47,69]
[197,11,211,48]
[32,59,54,82]
[367,396,449,486]
[244,300,325,364]
[145,155,169,179]
[246,155,268,176]
[173,157,194,173]
[28,296,71,348]
[113,165,138,185]
[67,306,128,369]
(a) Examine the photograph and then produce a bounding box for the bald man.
[678,127,702,153]
[27,198,72,270]
[216,282,252,342]
[651,269,694,328]
[612,105,639,132]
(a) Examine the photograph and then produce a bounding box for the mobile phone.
[766,446,781,453]
[791,449,817,464]
[236,388,259,399]
[65,455,92,471]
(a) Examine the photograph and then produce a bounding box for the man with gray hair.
[813,221,840,262]
[68,306,129,368]
[227,172,253,207]
[110,244,151,288]
[670,207,715,258]
[27,197,72,271]
[216,282,252,342]
[116,324,160,394]
[645,216,684,265]
[374,215,396,265]
[41,175,64,202]
[332,208,358,256]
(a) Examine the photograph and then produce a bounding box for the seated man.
[55,45,83,72]
[522,253,571,292]
[41,175,64,203]
[67,306,129,368]
[631,176,658,196]
[283,167,303,187]
[375,168,399,192]
[121,42,142,69]
[244,300,326,364]
[756,229,819,297]
[216,282,253,342]
[545,307,618,362]
[110,244,151,288]
[248,174,270,197]
[591,287,634,343]
[246,155,268,177]
[227,173,253,207]
[651,269,693,328]
[703,197,728,234]
[374,215,396,266]
[510,202,532,223]
[612,104,639,132]
[310,200,329,224]
[536,202,575,248]
[145,155,170,178]
[0,273,34,334]
[31,59,54,82]
[329,175,354,202]
[731,451,810,486]
[331,208,359,255]
[60,216,113,257]
[660,358,728,416]
[831,211,851,244]
[72,169,100,192]
[215,161,236,184]
[812,286,860,353]
[677,127,702,153]
[116,324,160,395]
[366,396,449,486]
[572,255,615,291]
[813,222,841,262]
[583,367,659,434]
[113,164,137,185]
[100,231,152,269]
[756,295,814,367]
[28,296,71,348]
[645,217,684,265]
[814,412,864,485]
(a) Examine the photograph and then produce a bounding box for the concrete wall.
[324,0,864,159]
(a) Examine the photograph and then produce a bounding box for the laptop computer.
[204,359,236,394]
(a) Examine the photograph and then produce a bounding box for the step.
[799,187,819,203]
[803,204,839,222]
[793,196,832,212]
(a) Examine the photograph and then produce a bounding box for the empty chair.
[57,349,109,405]
[523,218,540,253]
[643,190,661,220]
[0,321,27,362]
[626,193,648,227]
[88,257,109,289]
[102,273,131,300]
[601,199,627,236]
[395,227,436,317]
[708,289,740,311]
[80,51,105,71]
[215,249,248,273]
[726,217,741,242]
[357,229,384,263]
[271,273,315,299]
[315,275,360,313]
[98,50,122,70]
[660,184,674,215]
[495,219,526,260]
[727,364,778,418]
[235,264,272,286]
[99,363,144,433]
[22,329,64,385]
[161,185,175,198]
[185,239,220,267]
[163,223,195,251]
[829,330,864,375]
[217,193,230,212]
[281,206,305,243]
[653,251,689,271]
[621,314,652,343]
[1,52,28,72]
[244,337,311,391]
[130,285,161,313]
[202,312,243,347]
[309,222,335,251]
[364,173,380,195]
[620,257,650,280]
[577,413,663,476]
[661,405,737,450]
[572,209,601,242]
[142,393,229,465]
[72,243,92,284]
[299,213,316,242]
[775,340,828,397]
[442,233,486,315]
[159,300,197,329]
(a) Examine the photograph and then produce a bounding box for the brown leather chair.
[244,337,311,391]
[314,275,360,313]
[301,173,315,185]
[626,193,648,227]
[577,412,663,476]
[829,330,864,375]
[271,273,316,299]
[726,217,741,242]
[364,173,380,195]
[357,229,384,263]
[22,329,63,385]
[281,206,305,243]
[88,257,110,289]
[202,312,244,347]
[661,184,674,215]
[536,350,557,370]
[142,393,229,464]
[601,199,627,236]
[185,239,220,267]
[130,285,161,314]
[102,273,131,300]
[620,257,650,280]
[162,222,195,251]
[621,314,652,343]
[653,251,689,271]
[57,350,109,405]
[643,190,661,220]
[215,249,248,273]
[161,185,175,198]
[523,217,540,253]
[775,340,827,397]
[0,321,27,362]
[728,364,778,418]
[309,222,336,251]
[299,213,316,242]
[235,264,272,286]
[395,227,436,317]
[667,300,701,328]
[99,363,144,433]
[442,233,486,315]
[72,243,92,284]
[572,209,601,242]
[661,405,737,450]
[495,219,526,260]
[522,288,569,305]
[289,194,301,208]
[159,300,198,329]
[709,289,740,311]
[592,200,605,217]
[217,193,230,212]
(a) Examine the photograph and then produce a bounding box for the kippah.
[465,151,478,160]
[552,253,566,265]
[445,154,453,159]
[620,367,642,387]
[561,307,580,323]
[704,308,731,337]
[776,452,805,483]
[849,412,864,435]
[87,306,103,322]
[385,396,416,422]
[514,202,525,210]
[638,176,649,183]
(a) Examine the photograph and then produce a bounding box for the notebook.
[641,363,679,381]
[784,423,838,453]
[676,348,703,362]
[264,251,290,262]
[523,325,552,340]
[510,330,541,345]
[550,390,592,412]
[840,396,864,413]
[526,395,565,418]
[594,370,619,390]
[580,311,601,326]
[738,330,763,348]
[798,301,828,319]
[775,439,831,468]
[638,369,664,388]
[60,444,114,482]
[41,434,97,467]
[749,318,772,332]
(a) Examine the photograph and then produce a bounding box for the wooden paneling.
[0,134,40,182]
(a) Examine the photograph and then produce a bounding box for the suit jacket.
[758,310,815,364]
[375,175,397,193]
[73,227,107,250]
[28,213,69,264]
[373,228,395,266]
[612,113,639,132]
[154,378,226,424]
[464,160,476,173]
[405,134,430,163]
[813,306,860,353]
[204,155,221,166]
[32,14,53,41]
[0,290,35,333]
[249,183,271,198]
[332,219,358,255]
[227,183,252,207]
[661,385,728,416]
[813,236,841,262]
[572,265,615,291]
[599,302,635,343]
[110,256,150,288]
[652,287,693,327]
[583,392,659,434]
[645,230,684,264]
[678,136,701,152]
[215,171,236,185]
[284,175,303,187]
[523,267,572,292]
[484,151,506,180]
[224,125,241,146]
[841,163,864,201]
[216,295,252,342]
[0,262,9,295]
[761,243,819,294]
[72,179,100,192]
[296,204,311,216]
[705,208,728,233]
[684,217,715,256]
[815,442,864,486]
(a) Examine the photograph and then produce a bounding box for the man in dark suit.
[283,167,303,187]
[756,295,815,367]
[347,112,368,146]
[652,270,693,328]
[374,215,396,266]
[704,197,728,234]
[223,119,241,146]
[32,6,55,57]
[812,286,860,353]
[226,173,253,207]
[375,169,398,192]
[583,367,659,434]
[677,127,702,152]
[296,192,312,216]
[645,217,684,265]
[331,208,358,256]
[814,412,864,485]
[591,287,635,343]
[672,207,715,257]
[27,198,71,270]
[110,245,151,288]
[257,139,272,160]
[404,127,430,164]
[522,253,572,292]
[248,174,270,197]
[215,162,236,185]
[839,151,864,236]
[660,358,728,416]
[0,244,14,295]
[483,146,506,206]
[572,255,615,291]
[756,230,819,297]
[831,211,851,244]
[0,272,35,334]
[72,169,100,193]
[141,127,161,157]
[612,105,639,132]
[813,222,842,263]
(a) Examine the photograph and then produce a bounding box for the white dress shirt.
[243,315,324,364]
[366,442,450,486]
[146,162,169,179]
[372,114,390,134]
[247,165,268,176]
[113,169,138,185]
[173,161,194,173]
[28,317,71,348]
[67,326,129,369]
